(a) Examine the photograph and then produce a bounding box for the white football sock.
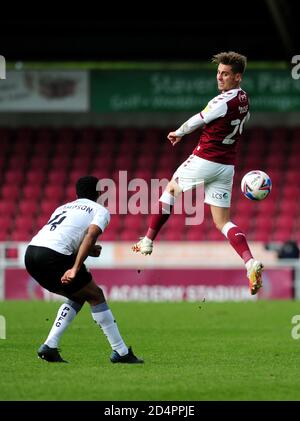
[45,302,80,348]
[91,302,128,356]
[159,191,175,214]
[159,191,175,206]
[221,221,237,238]
[245,258,254,271]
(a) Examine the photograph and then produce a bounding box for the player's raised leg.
[210,205,263,295]
[132,180,181,255]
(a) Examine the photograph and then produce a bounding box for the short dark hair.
[76,176,99,201]
[212,51,247,74]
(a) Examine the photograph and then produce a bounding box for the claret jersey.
[193,88,249,165]
[29,198,110,255]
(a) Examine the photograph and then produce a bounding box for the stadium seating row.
[0,126,299,243]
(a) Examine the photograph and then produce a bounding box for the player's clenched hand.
[61,268,78,284]
[167,132,182,146]
[89,244,102,257]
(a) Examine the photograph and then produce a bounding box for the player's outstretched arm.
[172,113,205,141]
[61,224,102,284]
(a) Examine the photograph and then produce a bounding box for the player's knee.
[97,286,105,301]
[66,299,84,313]
[166,180,181,197]
[166,182,174,194]
[87,286,105,306]
[214,220,226,231]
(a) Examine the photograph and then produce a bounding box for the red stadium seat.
[92,156,114,171]
[287,153,300,169]
[185,226,205,241]
[235,199,257,216]
[99,127,118,142]
[14,215,35,230]
[119,230,140,241]
[122,215,142,231]
[43,185,64,201]
[40,200,60,215]
[206,229,224,241]
[36,215,49,231]
[272,227,294,242]
[23,185,42,200]
[64,185,76,202]
[154,169,171,181]
[252,229,271,242]
[10,229,32,241]
[232,215,251,232]
[0,215,13,231]
[34,140,53,155]
[68,169,90,184]
[46,170,67,184]
[137,155,156,168]
[8,155,28,170]
[133,169,152,180]
[49,156,70,170]
[79,127,97,142]
[26,169,46,185]
[255,200,278,215]
[4,170,25,184]
[71,155,91,169]
[18,201,37,216]
[115,156,134,172]
[277,201,299,216]
[0,201,15,216]
[54,142,74,155]
[101,230,118,241]
[1,185,20,200]
[15,127,33,142]
[30,156,49,170]
[255,217,274,232]
[0,231,9,241]
[98,142,116,155]
[159,230,181,241]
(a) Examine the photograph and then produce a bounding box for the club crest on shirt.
[238,91,247,102]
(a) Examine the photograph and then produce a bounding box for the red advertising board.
[4,267,293,301]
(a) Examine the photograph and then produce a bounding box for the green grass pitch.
[1,300,300,401]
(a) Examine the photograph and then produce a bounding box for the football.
[241,170,272,201]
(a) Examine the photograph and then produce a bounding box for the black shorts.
[24,245,92,294]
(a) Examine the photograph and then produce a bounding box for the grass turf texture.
[0,300,300,401]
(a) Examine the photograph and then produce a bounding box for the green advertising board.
[91,68,300,112]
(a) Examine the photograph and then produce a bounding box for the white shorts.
[172,155,234,208]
